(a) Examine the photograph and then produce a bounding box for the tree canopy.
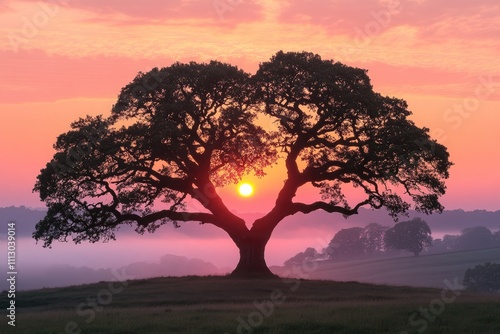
[463,262,500,293]
[34,51,452,276]
[324,223,388,259]
[326,227,364,258]
[384,218,433,256]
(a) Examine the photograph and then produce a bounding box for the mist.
[1,206,499,291]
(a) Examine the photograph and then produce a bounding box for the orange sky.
[1,0,500,212]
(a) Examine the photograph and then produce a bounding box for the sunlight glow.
[238,183,254,197]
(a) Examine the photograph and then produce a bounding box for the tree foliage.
[360,223,389,255]
[33,51,452,276]
[325,223,388,259]
[326,227,364,258]
[431,227,500,253]
[34,61,275,246]
[384,218,432,256]
[458,226,495,251]
[254,51,451,219]
[463,262,500,293]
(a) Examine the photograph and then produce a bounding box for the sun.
[238,183,254,197]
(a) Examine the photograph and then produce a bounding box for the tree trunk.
[230,237,277,278]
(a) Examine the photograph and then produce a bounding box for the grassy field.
[1,276,499,334]
[294,247,500,288]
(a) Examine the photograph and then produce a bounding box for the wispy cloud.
[279,0,500,40]
[0,49,176,103]
[0,0,10,11]
[15,0,264,25]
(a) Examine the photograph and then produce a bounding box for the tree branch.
[113,209,217,227]
[289,198,374,217]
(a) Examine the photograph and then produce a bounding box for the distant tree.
[384,218,432,256]
[284,247,319,266]
[458,226,495,251]
[442,234,460,252]
[463,262,500,293]
[33,51,451,277]
[326,227,364,259]
[360,223,388,255]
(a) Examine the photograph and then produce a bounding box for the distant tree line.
[432,226,500,253]
[284,219,500,266]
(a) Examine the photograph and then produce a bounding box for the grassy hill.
[1,276,499,334]
[292,247,500,288]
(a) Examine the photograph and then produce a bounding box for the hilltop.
[1,276,499,333]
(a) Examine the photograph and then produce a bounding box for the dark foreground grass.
[1,276,499,333]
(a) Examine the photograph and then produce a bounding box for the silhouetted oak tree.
[34,52,451,277]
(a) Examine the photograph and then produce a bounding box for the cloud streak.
[0,0,9,12]
[0,49,175,103]
[16,0,264,25]
[279,0,500,40]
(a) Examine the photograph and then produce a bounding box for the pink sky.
[1,0,500,212]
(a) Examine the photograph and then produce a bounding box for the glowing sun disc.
[238,183,254,197]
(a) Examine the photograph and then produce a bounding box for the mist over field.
[1,206,499,291]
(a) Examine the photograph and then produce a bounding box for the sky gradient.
[1,0,500,212]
